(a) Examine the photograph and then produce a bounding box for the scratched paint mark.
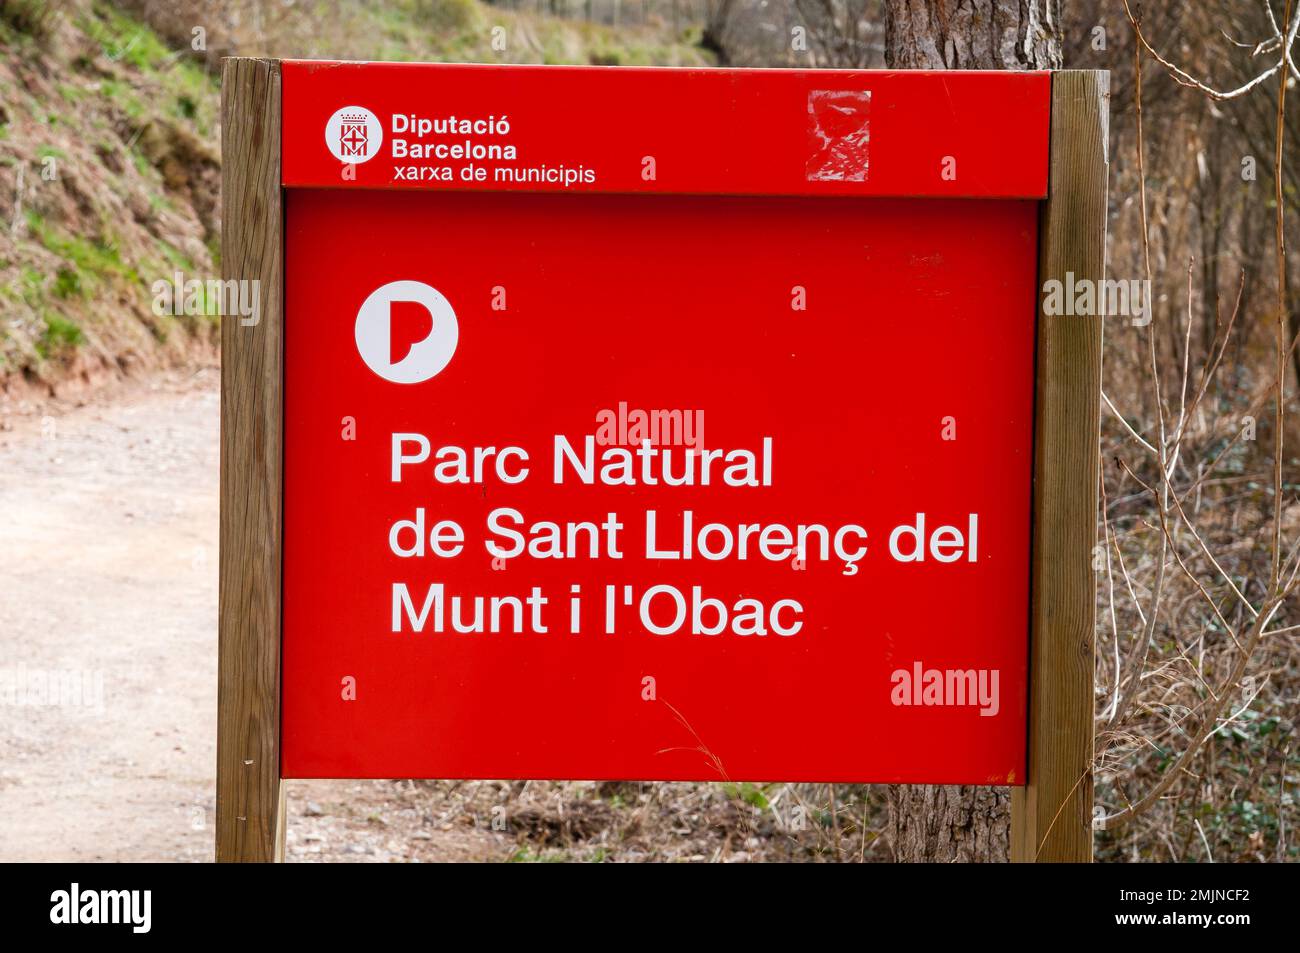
[806,90,871,182]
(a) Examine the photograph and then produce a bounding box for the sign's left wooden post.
[217,57,285,863]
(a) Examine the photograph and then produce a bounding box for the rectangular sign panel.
[279,64,1047,783]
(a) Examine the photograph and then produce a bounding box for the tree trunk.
[882,0,1063,863]
[700,0,736,64]
[883,0,1063,70]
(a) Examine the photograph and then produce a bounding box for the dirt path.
[0,369,502,862]
[0,370,814,863]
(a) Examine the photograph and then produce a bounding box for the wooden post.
[1010,69,1109,862]
[217,57,286,863]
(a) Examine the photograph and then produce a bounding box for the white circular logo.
[355,281,458,384]
[326,105,383,164]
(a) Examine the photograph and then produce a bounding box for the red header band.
[281,61,1050,199]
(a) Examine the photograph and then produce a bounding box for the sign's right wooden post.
[1010,69,1109,863]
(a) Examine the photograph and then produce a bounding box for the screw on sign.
[217,60,1107,863]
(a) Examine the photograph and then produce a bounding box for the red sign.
[279,63,1049,784]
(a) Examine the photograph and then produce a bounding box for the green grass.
[506,848,569,863]
[27,211,141,289]
[722,781,772,811]
[129,147,152,178]
[165,57,219,137]
[37,312,84,357]
[144,270,222,327]
[76,5,219,135]
[407,0,483,33]
[79,3,218,136]
[57,83,89,105]
[52,267,83,300]
[184,280,225,324]
[1,0,62,42]
[19,266,45,309]
[157,240,195,273]
[81,3,173,72]
[98,78,147,121]
[313,0,709,68]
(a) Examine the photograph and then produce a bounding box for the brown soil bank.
[1,3,221,394]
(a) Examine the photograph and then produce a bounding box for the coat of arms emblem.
[338,112,370,158]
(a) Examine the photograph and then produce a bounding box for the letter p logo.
[355,280,458,384]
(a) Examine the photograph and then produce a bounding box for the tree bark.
[888,785,1011,862]
[883,0,1063,863]
[884,0,1063,70]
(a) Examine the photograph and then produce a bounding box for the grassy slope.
[0,2,222,384]
[0,0,709,389]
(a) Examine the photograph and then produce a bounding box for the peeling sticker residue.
[806,89,871,182]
